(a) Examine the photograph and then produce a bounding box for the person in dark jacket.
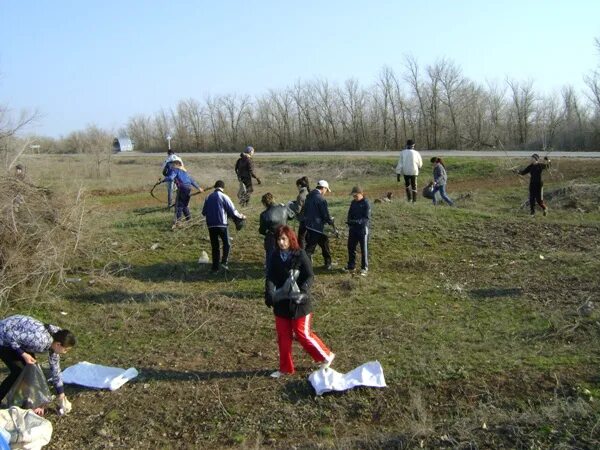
[0,315,76,415]
[235,146,261,207]
[293,176,310,248]
[202,180,246,272]
[161,160,204,228]
[303,180,335,269]
[344,186,371,276]
[259,193,295,270]
[518,153,550,216]
[265,226,334,378]
[430,157,454,206]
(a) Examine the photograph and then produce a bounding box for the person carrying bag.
[265,226,335,379]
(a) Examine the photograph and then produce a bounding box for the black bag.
[6,364,53,409]
[272,269,301,304]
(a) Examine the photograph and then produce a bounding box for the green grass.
[6,154,600,449]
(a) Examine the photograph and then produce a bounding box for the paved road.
[127,150,600,158]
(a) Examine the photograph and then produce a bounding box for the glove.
[256,178,262,185]
[289,292,308,305]
[58,396,72,415]
[264,295,273,308]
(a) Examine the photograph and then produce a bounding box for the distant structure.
[112,136,134,152]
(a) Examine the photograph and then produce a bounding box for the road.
[127,150,600,158]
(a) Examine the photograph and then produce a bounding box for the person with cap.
[235,146,261,207]
[259,193,295,272]
[161,149,184,207]
[202,180,246,272]
[303,180,335,270]
[0,315,76,415]
[430,157,454,206]
[518,154,550,216]
[160,160,204,229]
[395,139,423,203]
[344,186,371,276]
[265,225,335,378]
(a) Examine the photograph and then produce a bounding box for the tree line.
[6,50,600,155]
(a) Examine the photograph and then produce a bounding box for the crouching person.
[0,315,76,415]
[265,226,334,378]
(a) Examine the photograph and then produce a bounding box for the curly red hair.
[274,225,301,251]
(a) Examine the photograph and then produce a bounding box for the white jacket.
[395,149,423,176]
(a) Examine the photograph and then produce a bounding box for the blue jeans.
[432,184,454,206]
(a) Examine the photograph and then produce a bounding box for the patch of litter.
[63,362,139,390]
[150,243,159,250]
[308,360,387,395]
[198,251,209,264]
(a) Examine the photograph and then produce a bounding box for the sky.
[1,0,599,138]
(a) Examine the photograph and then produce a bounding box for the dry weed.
[0,174,87,305]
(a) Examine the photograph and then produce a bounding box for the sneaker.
[342,266,355,272]
[270,370,289,379]
[324,264,333,270]
[221,263,229,271]
[319,353,335,370]
[360,269,368,276]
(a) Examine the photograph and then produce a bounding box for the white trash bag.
[62,361,138,391]
[308,360,387,396]
[0,406,53,450]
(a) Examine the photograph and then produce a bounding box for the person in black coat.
[265,226,335,378]
[235,146,261,206]
[303,180,335,269]
[345,186,371,276]
[518,153,550,216]
[259,193,295,271]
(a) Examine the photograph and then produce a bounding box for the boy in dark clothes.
[235,146,261,206]
[344,186,371,276]
[518,154,550,216]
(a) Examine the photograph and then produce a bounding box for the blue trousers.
[347,227,369,270]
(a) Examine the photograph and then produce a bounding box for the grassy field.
[4,153,600,449]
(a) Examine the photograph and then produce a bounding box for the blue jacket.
[303,189,333,234]
[347,198,371,232]
[163,168,200,190]
[202,188,244,228]
[0,315,65,394]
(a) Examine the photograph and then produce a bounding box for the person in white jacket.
[395,139,423,203]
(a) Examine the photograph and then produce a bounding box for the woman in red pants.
[265,225,335,378]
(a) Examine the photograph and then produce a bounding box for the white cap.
[317,180,331,192]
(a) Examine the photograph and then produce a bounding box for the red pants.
[275,313,332,374]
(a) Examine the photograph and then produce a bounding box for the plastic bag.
[0,406,53,449]
[273,269,301,303]
[5,364,53,410]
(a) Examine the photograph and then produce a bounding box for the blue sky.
[1,0,599,138]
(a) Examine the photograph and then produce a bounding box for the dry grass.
[0,173,87,306]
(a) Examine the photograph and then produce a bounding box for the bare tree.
[506,78,536,146]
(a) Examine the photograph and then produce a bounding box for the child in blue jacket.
[161,160,203,228]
